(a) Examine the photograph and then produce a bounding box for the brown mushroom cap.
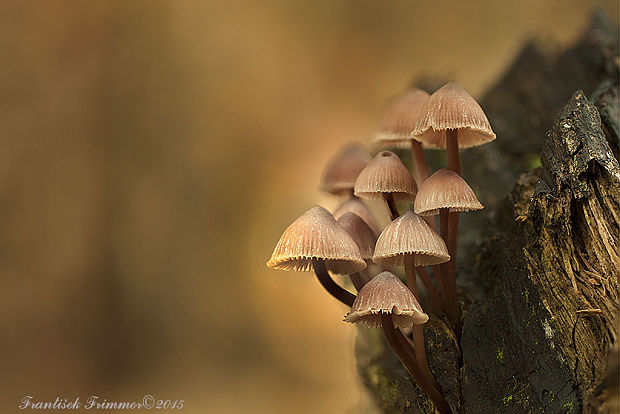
[414,168,484,216]
[320,143,372,195]
[344,271,428,328]
[267,206,367,274]
[375,89,430,147]
[337,212,377,260]
[333,198,382,236]
[411,82,495,149]
[354,151,417,201]
[373,210,450,267]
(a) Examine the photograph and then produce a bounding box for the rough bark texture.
[355,8,619,414]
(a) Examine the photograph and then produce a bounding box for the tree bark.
[355,8,619,413]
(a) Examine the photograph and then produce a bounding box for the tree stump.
[355,8,619,414]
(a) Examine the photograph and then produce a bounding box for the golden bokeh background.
[0,1,617,413]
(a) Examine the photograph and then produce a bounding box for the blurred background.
[0,1,617,413]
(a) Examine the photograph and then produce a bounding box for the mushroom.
[354,151,417,220]
[414,168,484,216]
[344,271,428,328]
[412,83,495,330]
[320,142,371,197]
[344,271,452,414]
[333,198,382,236]
[411,82,495,156]
[373,210,450,268]
[336,212,377,290]
[267,206,366,306]
[373,210,449,386]
[375,88,431,187]
[414,168,484,324]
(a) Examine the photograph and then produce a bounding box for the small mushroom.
[373,210,450,268]
[344,271,428,328]
[354,151,417,220]
[375,89,430,146]
[375,88,431,187]
[344,272,452,414]
[267,206,366,306]
[337,212,377,290]
[320,142,371,197]
[333,198,382,236]
[414,168,484,216]
[336,212,376,261]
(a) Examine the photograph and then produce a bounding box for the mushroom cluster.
[267,82,495,413]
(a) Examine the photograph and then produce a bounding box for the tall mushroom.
[267,206,366,306]
[415,168,483,326]
[354,151,417,220]
[320,142,371,197]
[344,271,452,414]
[375,88,431,187]
[411,82,495,329]
[373,210,449,390]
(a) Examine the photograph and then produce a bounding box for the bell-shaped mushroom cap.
[333,198,382,236]
[320,143,372,195]
[373,210,450,267]
[375,89,430,147]
[337,212,377,260]
[344,271,428,328]
[354,151,417,201]
[414,168,484,216]
[267,206,367,274]
[411,83,495,149]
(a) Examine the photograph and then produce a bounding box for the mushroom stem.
[445,129,462,331]
[312,259,356,307]
[381,314,452,414]
[383,193,399,220]
[431,264,446,312]
[446,131,461,259]
[405,255,439,391]
[417,266,443,313]
[439,209,459,325]
[410,140,436,229]
[360,267,372,285]
[349,272,365,292]
[410,140,429,187]
[446,129,460,174]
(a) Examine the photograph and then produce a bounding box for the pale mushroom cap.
[414,168,484,216]
[267,206,367,274]
[344,271,428,328]
[354,151,417,201]
[333,198,382,236]
[337,212,377,260]
[320,143,372,195]
[373,210,450,267]
[411,83,495,149]
[375,89,430,147]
